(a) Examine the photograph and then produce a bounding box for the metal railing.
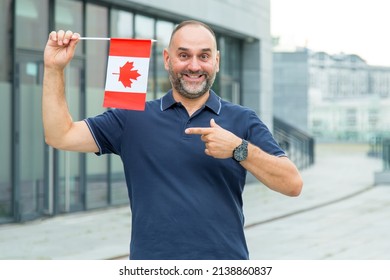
[368,136,384,158]
[374,138,390,185]
[383,139,390,171]
[273,117,315,170]
[368,136,390,171]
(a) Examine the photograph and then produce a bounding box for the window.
[15,0,49,221]
[217,36,241,103]
[0,0,12,220]
[85,3,109,209]
[16,0,48,50]
[155,20,174,98]
[346,109,357,127]
[368,109,378,129]
[135,15,155,100]
[111,9,133,38]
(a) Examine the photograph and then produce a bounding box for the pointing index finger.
[185,127,212,135]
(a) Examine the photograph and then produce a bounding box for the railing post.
[383,139,390,171]
[374,138,390,185]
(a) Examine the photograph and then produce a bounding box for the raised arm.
[43,30,98,153]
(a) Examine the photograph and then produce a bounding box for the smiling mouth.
[185,74,203,80]
[182,71,207,81]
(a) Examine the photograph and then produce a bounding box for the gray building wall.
[273,51,309,132]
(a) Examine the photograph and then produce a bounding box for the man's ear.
[163,48,170,70]
[216,50,220,73]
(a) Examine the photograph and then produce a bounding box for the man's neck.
[172,91,210,117]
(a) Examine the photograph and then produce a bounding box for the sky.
[271,0,390,66]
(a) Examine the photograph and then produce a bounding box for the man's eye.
[200,54,210,60]
[179,53,188,59]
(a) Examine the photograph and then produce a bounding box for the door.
[14,53,84,220]
[14,54,46,221]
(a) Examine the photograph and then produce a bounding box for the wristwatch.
[233,139,248,162]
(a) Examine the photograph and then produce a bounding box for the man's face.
[164,24,220,99]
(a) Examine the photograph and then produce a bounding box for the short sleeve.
[246,111,286,157]
[84,109,127,155]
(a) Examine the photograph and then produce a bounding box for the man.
[43,20,303,260]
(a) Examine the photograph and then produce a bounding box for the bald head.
[168,20,218,50]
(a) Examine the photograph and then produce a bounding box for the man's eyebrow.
[177,47,212,52]
[177,47,189,51]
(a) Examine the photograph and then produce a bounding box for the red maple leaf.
[113,61,141,88]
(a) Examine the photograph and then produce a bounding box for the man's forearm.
[42,68,74,148]
[241,143,303,196]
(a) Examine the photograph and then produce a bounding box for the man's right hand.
[42,30,99,153]
[44,30,80,70]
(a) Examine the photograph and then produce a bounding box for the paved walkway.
[0,143,387,260]
[245,143,389,259]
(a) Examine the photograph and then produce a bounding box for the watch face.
[234,140,248,161]
[236,149,247,161]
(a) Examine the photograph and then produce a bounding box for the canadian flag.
[104,38,152,110]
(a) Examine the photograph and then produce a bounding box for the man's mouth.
[182,72,206,81]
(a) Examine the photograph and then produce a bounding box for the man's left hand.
[185,119,242,159]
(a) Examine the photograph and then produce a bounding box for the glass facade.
[14,0,49,221]
[85,3,110,209]
[0,0,243,223]
[135,15,156,100]
[218,37,242,104]
[54,0,84,215]
[0,0,12,221]
[155,20,174,99]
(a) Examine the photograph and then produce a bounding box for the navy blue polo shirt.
[85,90,285,260]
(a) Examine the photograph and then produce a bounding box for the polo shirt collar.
[160,90,221,115]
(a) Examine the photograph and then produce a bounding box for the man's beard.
[168,64,216,99]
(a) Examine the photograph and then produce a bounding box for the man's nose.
[188,56,202,71]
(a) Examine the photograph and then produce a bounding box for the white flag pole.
[79,37,110,40]
[79,37,157,42]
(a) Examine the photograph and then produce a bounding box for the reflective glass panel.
[19,59,45,219]
[155,20,174,99]
[85,3,109,209]
[111,10,133,38]
[0,0,12,220]
[135,15,155,100]
[15,0,48,50]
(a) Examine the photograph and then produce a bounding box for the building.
[0,0,272,223]
[273,48,390,142]
[273,49,309,132]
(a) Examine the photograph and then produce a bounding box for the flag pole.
[79,37,110,40]
[79,37,157,42]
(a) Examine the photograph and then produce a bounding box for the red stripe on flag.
[109,38,152,58]
[103,91,146,111]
